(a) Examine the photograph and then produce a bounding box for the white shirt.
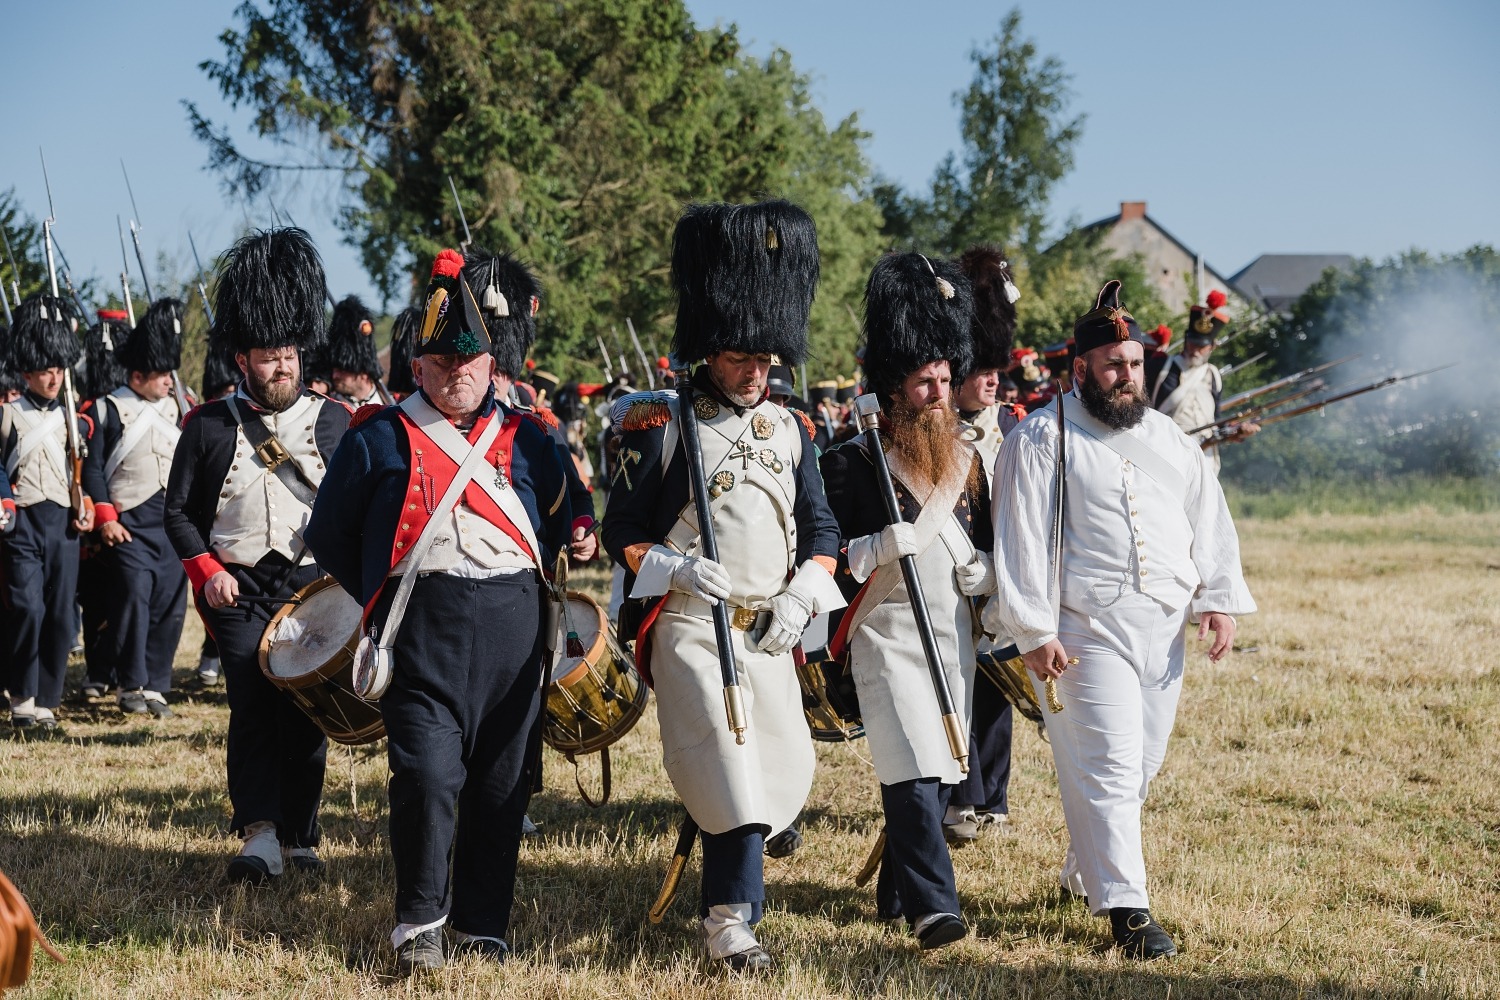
[989,392,1256,654]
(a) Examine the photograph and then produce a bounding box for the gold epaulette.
[524,405,559,430]
[621,400,672,431]
[791,408,815,440]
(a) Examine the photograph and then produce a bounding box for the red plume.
[431,248,464,279]
[1150,324,1172,347]
[1206,289,1227,309]
[525,358,537,370]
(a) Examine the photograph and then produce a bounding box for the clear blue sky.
[2,0,1495,311]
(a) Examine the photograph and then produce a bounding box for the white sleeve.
[990,426,1060,654]
[1184,441,1258,620]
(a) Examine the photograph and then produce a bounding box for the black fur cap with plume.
[10,295,81,372]
[80,311,131,397]
[669,199,819,367]
[201,335,239,400]
[326,294,383,378]
[464,248,542,378]
[212,227,327,355]
[860,251,973,407]
[386,305,420,396]
[0,323,21,396]
[117,298,184,375]
[958,244,1018,372]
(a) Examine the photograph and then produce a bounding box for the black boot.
[1109,907,1177,959]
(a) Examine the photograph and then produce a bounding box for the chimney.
[1120,201,1146,221]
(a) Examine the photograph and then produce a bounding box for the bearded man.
[989,280,1256,959]
[1151,291,1258,467]
[820,252,995,950]
[165,228,350,884]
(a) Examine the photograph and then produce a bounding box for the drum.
[542,591,647,756]
[258,576,385,746]
[796,648,864,742]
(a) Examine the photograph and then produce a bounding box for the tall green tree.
[187,0,883,381]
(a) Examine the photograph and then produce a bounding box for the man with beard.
[819,251,995,950]
[988,279,1256,959]
[165,228,350,884]
[1151,291,1258,468]
[602,200,843,971]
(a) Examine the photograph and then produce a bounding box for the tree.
[187,0,884,381]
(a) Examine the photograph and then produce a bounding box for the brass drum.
[542,591,647,756]
[796,648,865,743]
[258,576,385,745]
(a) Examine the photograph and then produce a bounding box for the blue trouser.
[104,495,187,693]
[4,501,79,708]
[954,677,1014,814]
[875,777,960,923]
[700,825,766,923]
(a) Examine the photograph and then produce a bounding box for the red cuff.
[183,553,228,590]
[2,499,14,517]
[94,502,119,524]
[571,515,595,536]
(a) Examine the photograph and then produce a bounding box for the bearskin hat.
[116,298,183,375]
[0,323,19,396]
[326,294,383,378]
[860,252,973,407]
[10,295,80,372]
[201,335,239,400]
[212,227,327,355]
[80,310,131,397]
[670,200,819,367]
[957,244,1018,372]
[415,247,541,378]
[386,305,420,396]
[1074,280,1142,357]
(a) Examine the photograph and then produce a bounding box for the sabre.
[117,217,137,325]
[851,393,969,772]
[446,175,473,250]
[625,317,655,389]
[121,160,156,301]
[647,813,699,923]
[674,360,748,745]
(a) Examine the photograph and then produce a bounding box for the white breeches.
[1035,592,1188,915]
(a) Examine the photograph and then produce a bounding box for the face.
[1182,341,1214,367]
[415,351,494,419]
[706,352,772,408]
[23,368,66,401]
[237,347,302,411]
[955,368,999,411]
[130,370,175,402]
[898,360,952,413]
[1075,341,1149,430]
[331,368,374,397]
[491,367,513,399]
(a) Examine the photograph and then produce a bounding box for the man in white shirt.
[989,279,1256,959]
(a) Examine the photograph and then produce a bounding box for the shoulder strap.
[227,396,319,507]
[1064,402,1187,501]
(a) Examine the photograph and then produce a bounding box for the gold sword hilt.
[1044,657,1078,713]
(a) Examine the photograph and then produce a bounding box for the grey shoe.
[118,689,150,715]
[721,944,772,973]
[80,682,109,701]
[453,936,508,963]
[395,928,446,975]
[146,699,174,719]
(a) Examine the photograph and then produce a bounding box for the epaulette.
[791,407,815,440]
[350,403,385,428]
[1009,403,1027,421]
[610,389,678,431]
[524,405,559,431]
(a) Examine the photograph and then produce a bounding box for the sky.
[2,0,1496,312]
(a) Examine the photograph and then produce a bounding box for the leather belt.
[662,593,769,632]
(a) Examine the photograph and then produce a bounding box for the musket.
[39,149,92,527]
[624,317,655,389]
[610,326,632,381]
[446,175,473,250]
[1188,379,1328,436]
[187,231,216,327]
[594,334,614,381]
[673,360,748,745]
[1218,351,1267,380]
[851,393,969,772]
[48,234,93,326]
[0,226,21,308]
[1219,354,1359,412]
[1216,365,1457,439]
[120,161,156,301]
[117,217,137,326]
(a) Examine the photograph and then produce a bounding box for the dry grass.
[3,510,1498,998]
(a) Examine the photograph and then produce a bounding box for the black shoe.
[1061,885,1088,907]
[765,825,803,858]
[286,853,325,876]
[226,855,276,886]
[396,928,446,975]
[917,913,968,950]
[119,690,149,715]
[721,944,772,973]
[453,936,509,963]
[1110,908,1177,960]
[11,715,61,737]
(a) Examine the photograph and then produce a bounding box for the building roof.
[1229,254,1356,315]
[1078,203,1237,288]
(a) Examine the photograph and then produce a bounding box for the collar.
[22,390,60,410]
[691,366,767,417]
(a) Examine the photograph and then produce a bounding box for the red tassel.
[1206,289,1227,309]
[431,248,464,279]
[1110,308,1131,341]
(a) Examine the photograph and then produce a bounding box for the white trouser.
[1035,592,1188,916]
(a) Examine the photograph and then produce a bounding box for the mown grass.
[1223,475,1500,520]
[3,512,1498,998]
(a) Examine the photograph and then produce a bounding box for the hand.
[873,521,918,567]
[754,589,813,656]
[1198,612,1236,662]
[203,571,240,610]
[669,554,732,603]
[100,521,133,547]
[1021,638,1071,680]
[954,552,996,596]
[73,507,95,534]
[569,524,599,563]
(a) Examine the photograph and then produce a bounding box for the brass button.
[397,541,406,549]
[231,464,238,471]
[407,503,416,511]
[220,492,229,499]
[1140,555,1147,563]
[415,449,423,456]
[1128,494,1136,501]
[401,523,411,531]
[1140,569,1149,576]
[1136,540,1144,548]
[412,485,421,493]
[1130,510,1138,517]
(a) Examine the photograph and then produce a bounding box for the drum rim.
[257,575,364,688]
[551,590,609,688]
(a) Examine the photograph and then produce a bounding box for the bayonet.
[625,317,654,388]
[40,148,92,524]
[0,226,21,307]
[187,231,216,327]
[117,217,137,325]
[595,334,613,381]
[120,160,156,301]
[1218,351,1267,380]
[447,175,473,250]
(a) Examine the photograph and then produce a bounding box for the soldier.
[989,279,1256,959]
[307,247,574,974]
[1151,291,1259,465]
[326,295,392,407]
[164,228,350,883]
[1,296,93,733]
[820,252,994,949]
[602,200,843,971]
[81,299,189,719]
[385,306,420,400]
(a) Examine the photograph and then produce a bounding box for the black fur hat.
[80,310,131,397]
[386,305,420,396]
[958,244,1018,372]
[201,335,239,400]
[860,252,973,407]
[326,294,383,378]
[212,227,327,355]
[669,200,819,367]
[117,298,183,375]
[0,323,19,395]
[10,295,81,372]
[466,249,541,377]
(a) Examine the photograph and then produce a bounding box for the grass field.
[3,508,1498,998]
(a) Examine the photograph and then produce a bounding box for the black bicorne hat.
[1185,290,1230,346]
[669,199,819,367]
[325,295,383,378]
[386,305,420,396]
[212,227,328,355]
[117,298,183,375]
[416,248,541,378]
[860,252,973,407]
[1073,280,1142,357]
[957,244,1019,372]
[10,295,81,372]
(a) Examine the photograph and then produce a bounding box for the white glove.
[847,521,919,582]
[754,560,846,655]
[955,551,996,596]
[667,552,732,603]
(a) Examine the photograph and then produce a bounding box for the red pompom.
[1206,289,1227,309]
[1150,324,1172,347]
[525,358,537,370]
[431,248,464,279]
[657,356,670,369]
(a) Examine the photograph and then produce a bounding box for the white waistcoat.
[211,393,327,567]
[103,388,181,513]
[2,397,71,508]
[1155,356,1221,442]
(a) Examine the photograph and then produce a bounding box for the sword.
[647,813,699,923]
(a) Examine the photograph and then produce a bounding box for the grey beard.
[1185,352,1210,368]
